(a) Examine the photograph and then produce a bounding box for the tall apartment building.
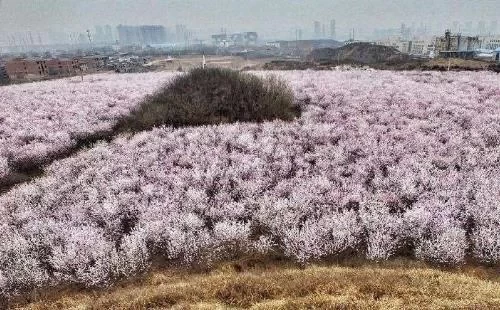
[314,21,321,38]
[104,25,114,42]
[490,21,498,34]
[176,24,188,42]
[400,23,411,41]
[94,26,104,43]
[330,20,336,39]
[117,25,167,45]
[296,29,303,41]
[477,21,487,36]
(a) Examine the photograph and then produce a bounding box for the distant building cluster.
[375,39,435,57]
[1,17,499,69]
[0,53,163,83]
[211,32,258,47]
[375,30,500,60]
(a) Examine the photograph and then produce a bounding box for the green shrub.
[117,68,299,131]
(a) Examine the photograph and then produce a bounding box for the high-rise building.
[400,23,411,40]
[117,25,167,45]
[314,21,321,38]
[94,26,104,43]
[490,21,498,34]
[140,25,167,45]
[464,21,473,34]
[330,20,336,39]
[176,24,188,42]
[117,25,139,45]
[104,25,114,42]
[477,21,486,35]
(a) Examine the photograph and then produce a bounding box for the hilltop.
[308,42,411,65]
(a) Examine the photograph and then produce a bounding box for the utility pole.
[295,29,299,57]
[87,30,93,47]
[87,29,96,56]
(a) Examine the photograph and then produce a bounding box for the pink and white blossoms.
[0,69,499,296]
[0,72,177,180]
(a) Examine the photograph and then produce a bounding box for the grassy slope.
[14,258,500,310]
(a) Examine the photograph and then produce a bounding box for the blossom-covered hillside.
[0,72,177,180]
[0,70,499,297]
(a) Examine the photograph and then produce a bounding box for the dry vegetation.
[13,258,500,310]
[117,68,298,131]
[421,58,493,71]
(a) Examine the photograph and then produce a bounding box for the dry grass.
[424,58,492,70]
[12,258,500,310]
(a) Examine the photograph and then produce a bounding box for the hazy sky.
[0,0,499,40]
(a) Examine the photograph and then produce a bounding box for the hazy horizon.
[1,0,499,42]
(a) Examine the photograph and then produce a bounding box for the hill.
[308,42,411,65]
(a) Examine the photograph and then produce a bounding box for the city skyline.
[0,0,499,42]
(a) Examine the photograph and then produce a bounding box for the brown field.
[12,258,500,310]
[422,58,493,70]
[149,55,276,72]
